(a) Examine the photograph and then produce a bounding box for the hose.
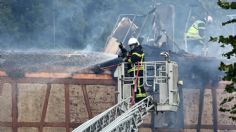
[99,64,119,70]
[131,62,141,105]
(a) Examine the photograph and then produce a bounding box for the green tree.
[210,0,236,121]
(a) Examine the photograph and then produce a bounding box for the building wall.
[0,75,116,132]
[0,75,236,132]
[140,81,236,132]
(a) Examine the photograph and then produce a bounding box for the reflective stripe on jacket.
[186,20,205,40]
[127,52,144,73]
[136,77,146,98]
[136,93,147,98]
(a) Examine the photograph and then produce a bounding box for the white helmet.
[128,37,139,46]
[207,15,213,23]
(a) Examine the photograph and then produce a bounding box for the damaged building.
[0,51,235,132]
[0,1,236,132]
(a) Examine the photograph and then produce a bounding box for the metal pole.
[122,15,136,44]
[171,5,175,51]
[137,15,149,38]
[184,8,192,52]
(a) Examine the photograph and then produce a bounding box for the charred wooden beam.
[12,82,18,132]
[0,121,81,128]
[82,85,93,119]
[185,124,236,130]
[64,84,70,132]
[39,84,51,132]
[19,122,66,127]
[211,85,218,132]
[25,72,113,80]
[197,85,205,132]
[0,77,115,85]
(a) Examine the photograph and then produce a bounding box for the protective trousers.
[130,70,147,103]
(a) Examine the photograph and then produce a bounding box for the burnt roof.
[0,50,117,78]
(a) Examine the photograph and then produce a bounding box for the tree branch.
[218,0,236,9]
[222,19,236,26]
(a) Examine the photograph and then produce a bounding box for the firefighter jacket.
[127,45,145,73]
[126,45,146,99]
[186,20,206,40]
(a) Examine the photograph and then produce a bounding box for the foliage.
[222,19,236,26]
[217,0,236,9]
[212,0,236,121]
[220,96,234,105]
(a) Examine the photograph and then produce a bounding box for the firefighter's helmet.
[207,16,213,23]
[128,37,139,46]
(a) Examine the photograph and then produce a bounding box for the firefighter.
[185,19,205,55]
[186,20,206,40]
[119,37,147,103]
[185,16,213,55]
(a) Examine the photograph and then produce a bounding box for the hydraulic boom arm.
[72,96,154,132]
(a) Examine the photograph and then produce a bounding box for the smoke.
[0,0,235,54]
[0,0,154,80]
[0,0,154,51]
[0,49,117,78]
[0,0,235,129]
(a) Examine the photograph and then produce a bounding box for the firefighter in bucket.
[119,37,147,103]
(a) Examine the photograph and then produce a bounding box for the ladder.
[73,60,180,132]
[72,96,154,132]
[100,96,154,132]
[72,97,131,132]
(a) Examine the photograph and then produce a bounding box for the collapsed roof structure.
[0,1,235,132]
